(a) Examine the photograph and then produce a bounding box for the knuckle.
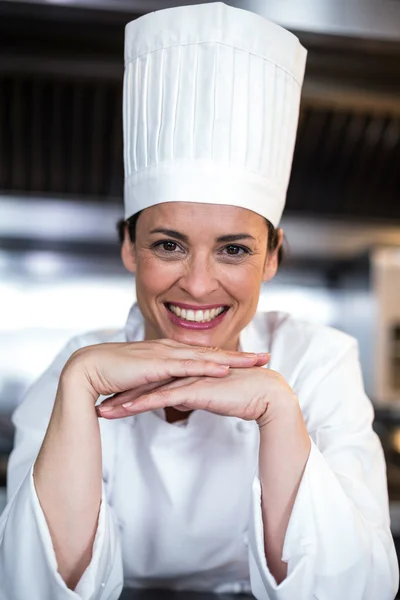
[154,387,171,400]
[182,359,197,369]
[203,360,216,369]
[242,397,264,421]
[195,346,209,355]
[196,345,219,355]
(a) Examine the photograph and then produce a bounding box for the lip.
[165,301,229,311]
[165,304,229,330]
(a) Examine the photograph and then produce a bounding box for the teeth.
[168,305,225,323]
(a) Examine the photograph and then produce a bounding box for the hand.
[62,339,270,403]
[98,362,297,425]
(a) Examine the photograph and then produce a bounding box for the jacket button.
[236,420,252,433]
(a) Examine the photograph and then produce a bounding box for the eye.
[152,240,184,254]
[223,244,250,256]
[160,241,178,252]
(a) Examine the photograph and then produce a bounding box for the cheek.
[135,254,181,295]
[220,263,263,304]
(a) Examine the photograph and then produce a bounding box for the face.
[122,202,282,351]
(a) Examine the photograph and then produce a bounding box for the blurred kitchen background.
[0,0,400,584]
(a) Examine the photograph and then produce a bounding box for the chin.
[166,326,232,349]
[175,332,218,346]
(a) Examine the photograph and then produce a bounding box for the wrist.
[58,353,99,406]
[256,390,300,430]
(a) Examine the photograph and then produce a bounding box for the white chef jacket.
[0,303,398,600]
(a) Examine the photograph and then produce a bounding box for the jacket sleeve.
[248,340,399,600]
[0,338,124,600]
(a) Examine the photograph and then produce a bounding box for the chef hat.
[123,2,307,227]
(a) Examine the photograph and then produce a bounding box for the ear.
[262,228,283,283]
[121,224,137,274]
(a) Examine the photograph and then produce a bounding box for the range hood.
[3,0,400,41]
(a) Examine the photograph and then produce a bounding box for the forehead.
[139,202,267,233]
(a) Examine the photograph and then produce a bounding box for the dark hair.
[117,210,284,266]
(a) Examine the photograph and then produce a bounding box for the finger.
[98,400,193,420]
[147,359,231,381]
[146,340,265,367]
[174,404,192,412]
[121,381,207,414]
[99,378,176,409]
[137,340,269,368]
[98,360,229,412]
[163,349,262,368]
[98,377,201,415]
[157,376,200,390]
[254,353,270,366]
[153,339,191,348]
[97,404,134,420]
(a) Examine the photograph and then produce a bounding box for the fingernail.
[218,365,230,370]
[257,353,270,357]
[99,405,114,412]
[122,402,133,408]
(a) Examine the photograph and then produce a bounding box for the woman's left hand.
[98,365,298,426]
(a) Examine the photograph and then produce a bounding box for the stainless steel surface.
[3,0,400,41]
[0,196,122,243]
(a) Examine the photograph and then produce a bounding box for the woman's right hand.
[61,339,269,404]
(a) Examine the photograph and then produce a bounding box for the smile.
[164,302,230,331]
[167,304,228,323]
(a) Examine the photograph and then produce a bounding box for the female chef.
[0,3,398,600]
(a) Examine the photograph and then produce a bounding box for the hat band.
[124,160,284,228]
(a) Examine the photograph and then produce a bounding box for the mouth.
[164,303,230,330]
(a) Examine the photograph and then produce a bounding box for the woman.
[0,3,398,600]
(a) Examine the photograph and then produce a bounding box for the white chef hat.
[123,2,307,227]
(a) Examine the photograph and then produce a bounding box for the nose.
[178,252,219,300]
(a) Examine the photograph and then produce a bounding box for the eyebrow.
[150,228,189,243]
[216,234,256,243]
[149,229,256,243]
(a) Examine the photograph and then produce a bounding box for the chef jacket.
[0,303,398,600]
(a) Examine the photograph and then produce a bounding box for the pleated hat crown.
[123,2,307,227]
